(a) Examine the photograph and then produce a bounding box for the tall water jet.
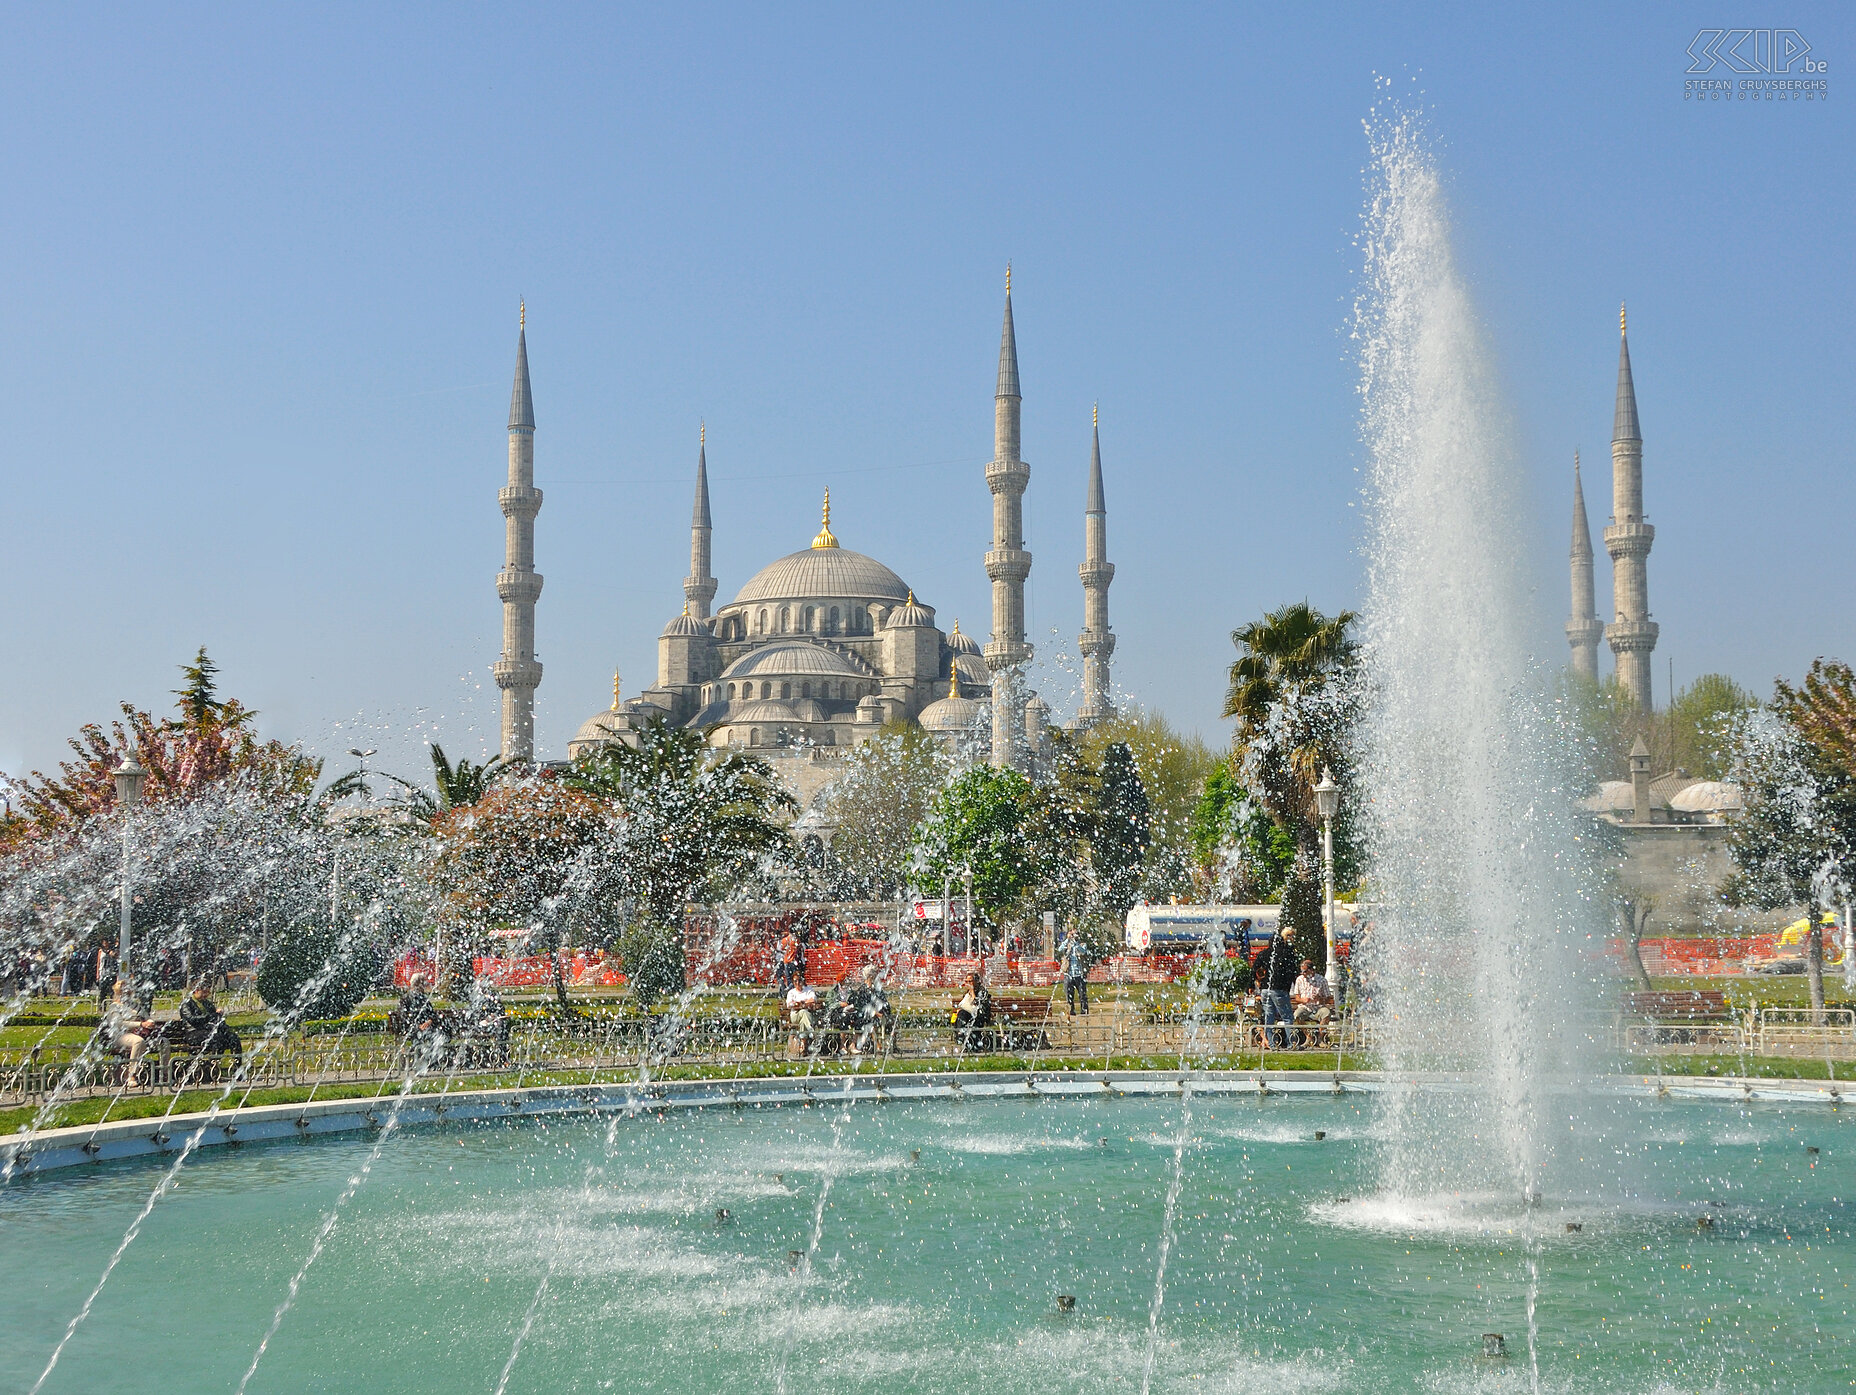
[1354,112,1605,1210]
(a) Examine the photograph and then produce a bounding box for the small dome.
[949,626,982,656]
[732,548,913,606]
[954,653,990,687]
[790,698,828,722]
[1669,780,1744,813]
[572,709,629,747]
[885,592,936,629]
[1025,693,1051,715]
[1582,780,1636,813]
[721,640,871,680]
[918,693,986,735]
[661,610,709,638]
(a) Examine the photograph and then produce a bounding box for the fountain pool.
[3,1094,1849,1392]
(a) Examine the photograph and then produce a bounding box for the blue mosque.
[485,278,1118,773]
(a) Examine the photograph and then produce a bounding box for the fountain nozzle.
[1481,1334,1507,1359]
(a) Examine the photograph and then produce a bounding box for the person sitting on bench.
[954,971,992,1053]
[104,978,158,1086]
[784,978,820,1055]
[1290,959,1334,1048]
[464,978,510,1063]
[843,965,892,1056]
[178,980,242,1056]
[399,973,442,1051]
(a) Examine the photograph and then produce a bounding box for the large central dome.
[731,547,913,605]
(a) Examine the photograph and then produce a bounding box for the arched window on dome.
[761,681,771,700]
[824,729,836,746]
[779,607,790,633]
[726,682,736,700]
[827,606,840,634]
[801,682,812,699]
[751,728,761,746]
[854,606,865,632]
[803,606,814,631]
[757,609,767,635]
[780,681,791,700]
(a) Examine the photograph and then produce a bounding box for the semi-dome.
[720,640,872,680]
[730,699,801,724]
[731,548,913,606]
[953,653,989,687]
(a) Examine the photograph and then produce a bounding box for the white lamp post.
[113,750,147,985]
[1313,768,1340,992]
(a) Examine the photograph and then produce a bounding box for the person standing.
[1258,926,1300,1050]
[1058,928,1090,1016]
[775,929,800,994]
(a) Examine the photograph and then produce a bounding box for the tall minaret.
[493,304,543,761]
[1603,304,1657,710]
[984,266,1033,770]
[684,424,717,619]
[1077,402,1116,724]
[1565,451,1601,680]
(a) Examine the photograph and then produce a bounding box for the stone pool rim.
[3,1068,1844,1179]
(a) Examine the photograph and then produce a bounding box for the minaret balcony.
[1605,618,1659,653]
[493,658,543,689]
[1078,629,1116,659]
[1602,520,1654,559]
[497,569,544,604]
[984,548,1031,583]
[985,459,1030,494]
[499,486,543,519]
[983,639,1033,669]
[1565,617,1603,648]
[1079,562,1116,588]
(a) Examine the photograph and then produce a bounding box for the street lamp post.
[1313,768,1340,993]
[113,751,147,988]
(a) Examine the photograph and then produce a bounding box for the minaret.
[1565,451,1602,680]
[1603,304,1657,710]
[1077,402,1116,723]
[684,424,717,619]
[493,303,543,761]
[984,265,1033,769]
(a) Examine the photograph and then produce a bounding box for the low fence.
[687,938,1212,990]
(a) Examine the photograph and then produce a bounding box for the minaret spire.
[494,307,544,761]
[1565,451,1601,680]
[1077,403,1116,724]
[984,266,1033,769]
[1603,303,1657,709]
[684,423,717,618]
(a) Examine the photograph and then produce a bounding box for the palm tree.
[381,744,506,823]
[1221,601,1357,853]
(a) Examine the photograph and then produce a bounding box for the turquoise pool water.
[3,1093,1850,1392]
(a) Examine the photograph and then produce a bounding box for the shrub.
[256,911,381,1021]
[1192,954,1254,1005]
[616,921,685,1008]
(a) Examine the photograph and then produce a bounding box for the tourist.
[104,978,157,1087]
[1258,926,1299,1049]
[1290,959,1333,1048]
[466,978,511,1064]
[1058,928,1090,1016]
[178,981,242,1057]
[784,977,820,1054]
[95,945,117,1006]
[954,971,992,1052]
[775,929,801,994]
[399,973,440,1045]
[845,965,891,1055]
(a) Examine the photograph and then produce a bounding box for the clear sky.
[3,4,1850,792]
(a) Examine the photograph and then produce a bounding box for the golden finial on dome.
[611,669,622,711]
[906,589,916,605]
[810,487,838,549]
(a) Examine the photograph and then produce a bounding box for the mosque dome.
[949,626,982,656]
[1583,781,1636,813]
[953,653,989,687]
[660,610,709,637]
[918,691,986,735]
[731,548,913,606]
[885,592,936,628]
[1669,780,1744,814]
[721,640,872,680]
[731,699,802,724]
[572,709,629,748]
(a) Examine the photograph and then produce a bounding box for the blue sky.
[3,4,1850,790]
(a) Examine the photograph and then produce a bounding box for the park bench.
[955,994,1054,1053]
[1620,990,1733,1047]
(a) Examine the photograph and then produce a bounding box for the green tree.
[255,906,382,1021]
[1278,858,1326,971]
[1190,763,1295,902]
[1020,729,1103,941]
[913,766,1038,922]
[817,724,951,898]
[1665,674,1756,780]
[563,718,794,1002]
[1094,742,1151,923]
[384,744,507,824]
[1078,710,1216,894]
